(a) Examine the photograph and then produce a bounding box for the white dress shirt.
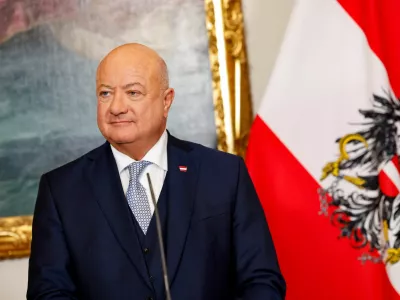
[110,130,168,215]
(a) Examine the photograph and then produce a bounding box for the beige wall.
[0,258,29,299]
[0,1,294,299]
[243,0,294,113]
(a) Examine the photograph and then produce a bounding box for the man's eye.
[99,91,110,97]
[99,91,111,97]
[127,91,141,97]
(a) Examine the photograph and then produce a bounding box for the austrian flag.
[246,0,400,299]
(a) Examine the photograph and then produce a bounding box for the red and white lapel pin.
[179,166,188,172]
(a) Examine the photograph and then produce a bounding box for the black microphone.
[146,173,172,300]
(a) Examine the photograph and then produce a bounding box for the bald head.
[97,43,169,90]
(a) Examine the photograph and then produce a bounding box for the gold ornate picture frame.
[0,0,252,260]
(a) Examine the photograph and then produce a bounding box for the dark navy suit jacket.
[27,134,285,300]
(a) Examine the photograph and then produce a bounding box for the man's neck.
[110,129,165,161]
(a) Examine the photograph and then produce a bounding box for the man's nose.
[109,90,128,115]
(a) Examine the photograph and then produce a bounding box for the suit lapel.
[85,143,151,289]
[166,135,199,286]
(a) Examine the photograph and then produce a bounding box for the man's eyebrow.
[98,84,114,89]
[122,82,145,89]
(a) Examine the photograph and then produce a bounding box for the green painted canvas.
[0,0,215,217]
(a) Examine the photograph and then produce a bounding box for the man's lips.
[109,120,133,125]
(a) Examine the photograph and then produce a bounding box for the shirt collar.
[110,130,168,174]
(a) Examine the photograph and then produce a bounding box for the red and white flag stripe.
[178,166,187,172]
[380,156,400,198]
[246,0,400,299]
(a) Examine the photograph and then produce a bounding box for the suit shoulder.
[179,139,244,191]
[179,138,242,167]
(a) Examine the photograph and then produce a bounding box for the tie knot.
[128,160,152,181]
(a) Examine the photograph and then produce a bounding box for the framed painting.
[0,0,252,259]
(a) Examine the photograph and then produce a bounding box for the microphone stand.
[146,173,172,300]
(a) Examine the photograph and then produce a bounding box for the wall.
[243,0,294,113]
[0,259,29,299]
[0,1,294,298]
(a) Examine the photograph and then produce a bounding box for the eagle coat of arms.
[319,92,400,265]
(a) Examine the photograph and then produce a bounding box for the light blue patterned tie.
[126,161,152,234]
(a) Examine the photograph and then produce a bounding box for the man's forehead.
[96,45,166,88]
[97,64,148,81]
[98,60,156,78]
[99,60,147,73]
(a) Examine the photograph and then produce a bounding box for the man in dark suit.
[27,43,285,300]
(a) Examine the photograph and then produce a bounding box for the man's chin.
[106,133,138,145]
[110,138,137,145]
[103,128,138,144]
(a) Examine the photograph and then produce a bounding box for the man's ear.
[163,88,175,117]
